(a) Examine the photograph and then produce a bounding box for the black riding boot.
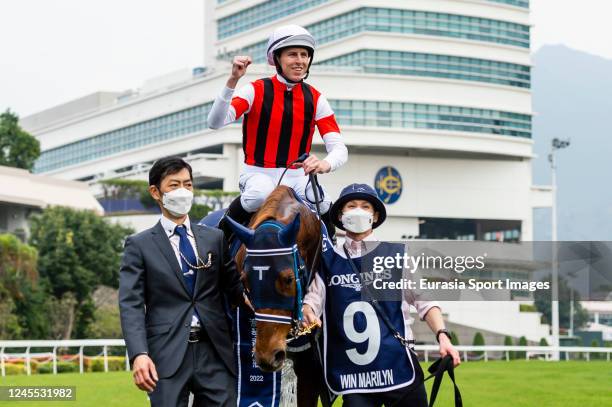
[321,211,336,245]
[219,196,252,241]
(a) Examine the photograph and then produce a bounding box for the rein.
[276,153,324,293]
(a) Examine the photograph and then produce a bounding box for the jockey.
[302,184,461,406]
[208,25,347,235]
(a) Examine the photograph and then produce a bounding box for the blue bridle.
[243,221,307,325]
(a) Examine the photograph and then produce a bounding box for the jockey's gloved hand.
[294,153,331,174]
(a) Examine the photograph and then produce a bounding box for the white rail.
[415,345,612,363]
[0,340,610,376]
[0,340,126,377]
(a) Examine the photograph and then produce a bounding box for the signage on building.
[374,166,402,204]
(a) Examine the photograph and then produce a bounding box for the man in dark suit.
[119,156,243,406]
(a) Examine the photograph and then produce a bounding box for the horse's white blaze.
[343,301,381,366]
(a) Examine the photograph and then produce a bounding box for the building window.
[486,0,529,8]
[419,218,522,241]
[329,100,532,138]
[217,0,329,39]
[318,49,530,89]
[33,103,215,173]
[599,313,612,326]
[34,100,530,173]
[217,7,530,52]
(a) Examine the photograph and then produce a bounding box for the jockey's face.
[278,47,310,82]
[340,199,379,225]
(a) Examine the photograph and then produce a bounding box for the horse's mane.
[236,185,321,275]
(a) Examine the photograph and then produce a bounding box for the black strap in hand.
[343,245,415,348]
[424,355,462,407]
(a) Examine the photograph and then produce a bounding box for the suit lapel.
[151,221,190,295]
[192,224,212,293]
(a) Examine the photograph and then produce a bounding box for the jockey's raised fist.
[231,56,252,80]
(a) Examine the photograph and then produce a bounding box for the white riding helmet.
[266,25,316,82]
[266,25,316,66]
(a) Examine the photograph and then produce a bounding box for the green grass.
[420,361,612,407]
[0,361,610,406]
[0,371,147,406]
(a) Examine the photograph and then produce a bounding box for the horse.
[225,185,324,407]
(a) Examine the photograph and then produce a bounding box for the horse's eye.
[284,276,293,285]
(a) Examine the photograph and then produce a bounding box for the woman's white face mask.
[162,187,193,217]
[341,207,373,233]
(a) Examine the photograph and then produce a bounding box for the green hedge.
[519,304,537,312]
[2,356,127,375]
[516,336,528,359]
[450,331,460,346]
[37,364,53,374]
[2,360,42,374]
[472,332,485,357]
[57,362,79,373]
[89,357,126,372]
[3,364,26,375]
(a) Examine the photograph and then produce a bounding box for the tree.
[450,331,460,346]
[516,336,528,359]
[0,233,46,339]
[89,286,123,339]
[190,203,213,222]
[12,278,52,339]
[0,286,21,339]
[29,207,133,338]
[89,304,123,339]
[591,339,602,359]
[534,275,589,331]
[46,293,78,340]
[0,109,41,171]
[472,332,485,357]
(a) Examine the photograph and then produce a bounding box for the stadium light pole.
[548,137,570,361]
[569,283,574,337]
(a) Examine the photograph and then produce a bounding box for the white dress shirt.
[160,215,201,327]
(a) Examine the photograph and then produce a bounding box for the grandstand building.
[23,0,550,241]
[21,0,552,342]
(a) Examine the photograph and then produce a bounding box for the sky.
[0,0,611,118]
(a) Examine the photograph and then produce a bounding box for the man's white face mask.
[162,187,193,217]
[341,207,373,233]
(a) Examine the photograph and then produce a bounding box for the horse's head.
[227,213,303,372]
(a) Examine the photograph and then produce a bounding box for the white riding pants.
[239,165,331,214]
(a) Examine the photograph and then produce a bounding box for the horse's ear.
[225,216,254,246]
[278,213,301,246]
